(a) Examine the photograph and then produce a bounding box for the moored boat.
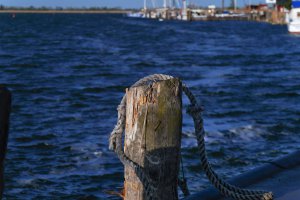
[127,12,146,18]
[288,0,300,33]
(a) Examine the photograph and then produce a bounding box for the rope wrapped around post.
[109,74,273,200]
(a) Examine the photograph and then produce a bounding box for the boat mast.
[144,0,147,10]
[183,0,187,10]
[234,0,237,11]
[222,0,224,11]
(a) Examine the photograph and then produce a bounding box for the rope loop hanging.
[109,74,273,200]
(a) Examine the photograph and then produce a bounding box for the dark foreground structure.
[0,86,11,198]
[186,150,300,200]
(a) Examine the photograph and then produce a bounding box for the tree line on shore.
[0,5,138,11]
[0,0,293,11]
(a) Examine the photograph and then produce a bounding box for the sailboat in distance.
[127,0,183,19]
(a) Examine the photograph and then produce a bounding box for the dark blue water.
[1,13,300,199]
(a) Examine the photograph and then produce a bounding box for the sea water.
[0,13,300,199]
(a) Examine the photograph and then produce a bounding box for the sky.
[1,0,265,9]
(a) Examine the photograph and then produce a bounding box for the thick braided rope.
[183,85,273,200]
[109,74,273,200]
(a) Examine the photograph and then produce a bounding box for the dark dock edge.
[185,150,300,200]
[0,86,12,198]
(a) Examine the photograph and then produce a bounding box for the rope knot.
[186,104,203,116]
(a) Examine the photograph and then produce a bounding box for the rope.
[179,152,190,197]
[109,74,273,200]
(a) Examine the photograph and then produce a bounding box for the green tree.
[277,0,292,9]
[284,0,292,9]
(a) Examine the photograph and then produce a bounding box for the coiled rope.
[109,74,273,200]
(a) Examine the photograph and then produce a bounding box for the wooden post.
[124,78,182,200]
[0,86,11,198]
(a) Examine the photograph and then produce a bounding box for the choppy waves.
[0,14,300,199]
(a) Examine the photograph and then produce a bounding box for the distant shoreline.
[0,10,132,14]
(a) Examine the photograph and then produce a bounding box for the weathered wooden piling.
[0,86,11,198]
[124,78,182,200]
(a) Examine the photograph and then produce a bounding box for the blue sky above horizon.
[2,0,265,9]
